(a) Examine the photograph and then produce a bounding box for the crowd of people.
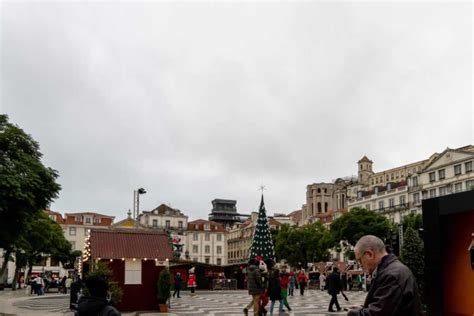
[23,274,74,296]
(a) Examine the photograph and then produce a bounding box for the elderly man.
[347,235,421,316]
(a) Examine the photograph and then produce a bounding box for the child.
[267,269,283,315]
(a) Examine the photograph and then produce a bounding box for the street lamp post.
[133,188,146,228]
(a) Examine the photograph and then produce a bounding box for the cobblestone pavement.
[1,289,367,315]
[167,289,367,316]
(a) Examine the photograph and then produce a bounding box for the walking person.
[267,270,283,315]
[319,272,326,291]
[65,275,73,294]
[287,271,295,297]
[326,267,343,312]
[297,269,308,296]
[172,272,182,298]
[347,235,421,316]
[279,266,292,312]
[243,258,265,316]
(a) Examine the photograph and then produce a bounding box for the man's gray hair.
[355,235,386,254]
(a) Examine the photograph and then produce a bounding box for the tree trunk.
[0,248,12,283]
[12,265,21,291]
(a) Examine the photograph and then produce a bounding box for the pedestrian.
[243,258,265,316]
[60,276,67,294]
[70,276,84,310]
[347,235,422,316]
[267,269,283,315]
[35,275,44,296]
[287,271,296,296]
[347,275,353,291]
[65,275,73,294]
[297,269,308,296]
[279,266,292,312]
[319,272,326,291]
[75,275,121,316]
[326,267,343,312]
[366,274,372,292]
[172,272,182,298]
[188,267,197,296]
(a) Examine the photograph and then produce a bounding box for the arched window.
[317,202,322,213]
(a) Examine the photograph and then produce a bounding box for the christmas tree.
[249,195,275,261]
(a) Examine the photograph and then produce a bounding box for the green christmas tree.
[400,227,425,306]
[249,195,275,261]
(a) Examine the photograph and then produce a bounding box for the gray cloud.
[1,1,472,220]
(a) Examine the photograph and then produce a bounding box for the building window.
[389,198,395,208]
[76,216,82,223]
[454,164,462,175]
[205,233,210,241]
[365,204,370,210]
[413,193,420,205]
[152,220,158,228]
[193,233,198,241]
[324,188,327,193]
[429,172,436,182]
[438,169,445,180]
[49,215,56,221]
[454,182,463,193]
[205,257,210,264]
[317,188,321,193]
[217,246,222,254]
[465,161,473,173]
[216,258,222,265]
[94,218,100,224]
[324,202,328,212]
[378,201,384,210]
[125,260,142,285]
[412,176,418,187]
[466,180,474,190]
[217,234,222,241]
[399,195,406,206]
[178,221,183,229]
[69,227,76,236]
[204,224,210,230]
[165,220,171,228]
[85,217,91,224]
[317,203,322,213]
[439,186,446,196]
[84,228,90,236]
[205,245,210,254]
[193,245,198,253]
[429,189,436,198]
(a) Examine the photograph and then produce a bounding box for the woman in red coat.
[188,266,197,296]
[297,269,308,296]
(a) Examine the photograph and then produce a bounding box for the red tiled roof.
[187,219,226,232]
[89,229,173,260]
[44,209,65,224]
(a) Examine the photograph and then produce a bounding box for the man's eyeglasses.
[356,251,369,264]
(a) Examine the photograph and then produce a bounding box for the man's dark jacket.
[247,264,265,295]
[347,254,421,316]
[75,296,121,316]
[326,271,342,295]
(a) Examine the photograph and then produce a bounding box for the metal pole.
[136,192,140,229]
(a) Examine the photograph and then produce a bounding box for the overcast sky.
[1,1,472,221]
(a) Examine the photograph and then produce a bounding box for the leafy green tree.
[0,115,61,280]
[275,222,331,268]
[400,227,425,306]
[329,208,392,248]
[401,213,423,236]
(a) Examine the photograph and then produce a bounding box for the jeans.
[269,300,283,314]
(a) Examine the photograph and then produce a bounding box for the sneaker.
[243,308,248,316]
